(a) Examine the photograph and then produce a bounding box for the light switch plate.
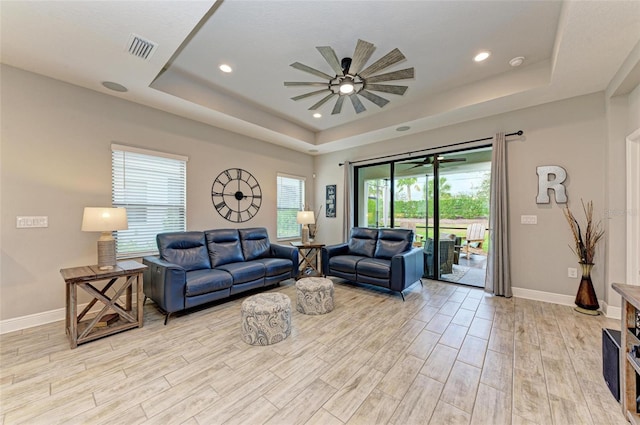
[521,215,537,225]
[16,216,48,228]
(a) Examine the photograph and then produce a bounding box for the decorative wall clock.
[211,168,262,223]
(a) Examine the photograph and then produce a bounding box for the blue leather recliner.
[143,227,298,324]
[321,227,423,300]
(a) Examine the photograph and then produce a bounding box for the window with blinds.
[111,144,188,258]
[277,173,305,239]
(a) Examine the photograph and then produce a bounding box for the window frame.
[276,172,306,241]
[111,143,188,259]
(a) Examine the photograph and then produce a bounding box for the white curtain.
[343,161,354,242]
[485,132,512,297]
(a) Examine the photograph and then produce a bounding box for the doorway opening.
[354,145,492,287]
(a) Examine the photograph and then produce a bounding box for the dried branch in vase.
[562,199,604,264]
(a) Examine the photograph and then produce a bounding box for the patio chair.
[462,223,486,257]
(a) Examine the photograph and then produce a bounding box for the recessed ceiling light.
[102,81,128,92]
[219,64,232,73]
[396,126,411,132]
[509,56,525,67]
[474,51,491,62]
[313,113,322,118]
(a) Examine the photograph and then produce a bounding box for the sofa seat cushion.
[217,261,265,284]
[185,269,233,297]
[253,258,292,277]
[356,258,391,279]
[328,255,366,273]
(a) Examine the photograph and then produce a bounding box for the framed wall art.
[326,185,336,218]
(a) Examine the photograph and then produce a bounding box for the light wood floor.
[0,278,627,425]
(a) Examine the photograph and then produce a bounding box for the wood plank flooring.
[0,278,626,425]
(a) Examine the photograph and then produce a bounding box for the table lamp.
[297,210,315,244]
[82,207,128,270]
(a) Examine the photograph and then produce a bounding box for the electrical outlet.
[568,267,578,278]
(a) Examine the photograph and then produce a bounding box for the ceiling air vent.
[126,33,157,60]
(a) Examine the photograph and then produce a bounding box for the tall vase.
[574,262,600,315]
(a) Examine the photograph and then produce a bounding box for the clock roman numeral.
[224,170,232,181]
[212,191,224,197]
[215,201,226,210]
[225,209,232,220]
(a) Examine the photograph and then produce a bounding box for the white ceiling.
[2,1,639,155]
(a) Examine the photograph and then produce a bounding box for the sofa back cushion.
[348,227,378,257]
[157,231,211,271]
[239,228,271,261]
[205,229,244,267]
[374,228,414,259]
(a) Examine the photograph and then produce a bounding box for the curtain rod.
[338,130,523,166]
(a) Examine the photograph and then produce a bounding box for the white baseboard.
[0,297,137,335]
[0,307,66,334]
[512,286,621,320]
[602,302,622,320]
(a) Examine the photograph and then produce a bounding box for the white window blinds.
[111,144,187,257]
[277,173,305,239]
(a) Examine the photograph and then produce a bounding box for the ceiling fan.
[405,156,467,170]
[284,39,414,115]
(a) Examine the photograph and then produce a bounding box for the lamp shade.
[81,207,128,232]
[297,211,315,225]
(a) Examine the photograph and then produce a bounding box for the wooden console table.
[60,260,146,348]
[291,241,325,278]
[613,282,640,424]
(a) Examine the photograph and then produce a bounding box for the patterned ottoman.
[241,293,291,346]
[295,277,334,315]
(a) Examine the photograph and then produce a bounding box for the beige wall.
[1,62,635,323]
[0,65,314,321]
[314,93,610,300]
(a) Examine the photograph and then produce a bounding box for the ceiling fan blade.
[439,158,467,163]
[359,48,406,78]
[284,82,329,87]
[366,68,415,83]
[358,90,390,108]
[350,94,366,114]
[290,62,333,80]
[365,84,408,95]
[309,93,337,110]
[316,46,344,76]
[291,89,330,101]
[332,96,346,115]
[349,39,376,75]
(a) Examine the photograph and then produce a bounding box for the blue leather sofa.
[143,227,298,324]
[321,227,423,300]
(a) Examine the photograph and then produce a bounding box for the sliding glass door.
[354,145,492,287]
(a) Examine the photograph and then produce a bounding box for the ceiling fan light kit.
[284,39,414,115]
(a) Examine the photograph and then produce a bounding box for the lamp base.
[301,225,310,245]
[97,238,116,270]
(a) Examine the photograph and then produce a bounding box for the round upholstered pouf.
[241,293,291,346]
[295,277,334,315]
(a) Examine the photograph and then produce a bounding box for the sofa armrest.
[142,256,187,314]
[321,243,349,275]
[389,247,424,292]
[270,244,299,278]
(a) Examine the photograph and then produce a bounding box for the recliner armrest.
[321,243,349,275]
[142,256,187,314]
[389,247,424,292]
[270,244,299,278]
